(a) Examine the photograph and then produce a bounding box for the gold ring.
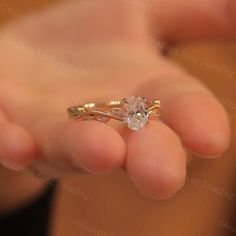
[67,96,161,131]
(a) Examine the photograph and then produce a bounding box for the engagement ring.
[67,96,161,131]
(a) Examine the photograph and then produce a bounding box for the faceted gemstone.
[122,96,149,131]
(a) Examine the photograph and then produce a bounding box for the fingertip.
[164,93,231,158]
[191,129,231,159]
[0,123,36,170]
[125,121,187,200]
[131,162,186,200]
[58,121,126,174]
[184,104,231,158]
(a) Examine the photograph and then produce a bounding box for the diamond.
[123,96,149,131]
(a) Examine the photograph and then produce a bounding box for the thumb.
[150,0,236,42]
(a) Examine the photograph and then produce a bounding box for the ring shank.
[67,99,161,120]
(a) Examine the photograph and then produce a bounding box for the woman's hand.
[0,0,233,199]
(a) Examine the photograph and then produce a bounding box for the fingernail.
[71,158,90,174]
[190,131,230,159]
[209,131,230,154]
[70,152,93,174]
[71,152,111,175]
[0,155,25,171]
[191,151,223,159]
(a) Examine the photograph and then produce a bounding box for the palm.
[0,0,230,199]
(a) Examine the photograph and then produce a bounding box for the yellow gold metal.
[67,97,161,123]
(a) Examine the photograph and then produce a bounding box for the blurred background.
[0,0,236,236]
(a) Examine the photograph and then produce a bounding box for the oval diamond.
[123,96,149,131]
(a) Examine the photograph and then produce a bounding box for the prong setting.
[68,96,161,131]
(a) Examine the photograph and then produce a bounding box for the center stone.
[123,96,149,131]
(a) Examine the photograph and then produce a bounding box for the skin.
[0,0,235,202]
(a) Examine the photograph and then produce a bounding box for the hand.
[0,0,233,200]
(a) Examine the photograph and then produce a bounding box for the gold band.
[67,96,161,130]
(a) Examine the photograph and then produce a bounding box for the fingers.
[28,115,126,175]
[163,91,230,158]
[140,65,230,158]
[0,110,35,170]
[123,62,229,199]
[150,0,236,41]
[124,120,186,200]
